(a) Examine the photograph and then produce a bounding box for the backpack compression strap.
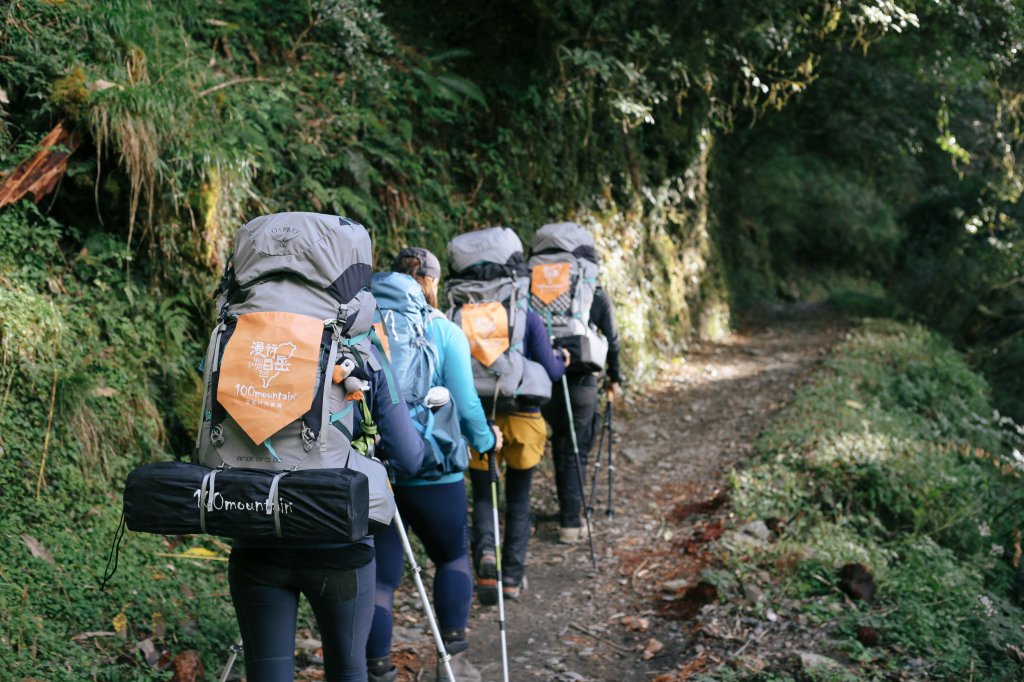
[351,395,377,456]
[346,345,381,457]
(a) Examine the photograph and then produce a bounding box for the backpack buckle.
[210,423,224,446]
[336,304,350,331]
[301,425,316,452]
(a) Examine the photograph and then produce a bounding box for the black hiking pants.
[542,373,600,528]
[469,466,534,585]
[228,552,374,682]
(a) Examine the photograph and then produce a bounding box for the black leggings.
[229,554,375,682]
[543,374,599,527]
[366,480,473,660]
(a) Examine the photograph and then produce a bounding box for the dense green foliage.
[712,0,1024,419]
[729,321,1024,678]
[1,0,1022,678]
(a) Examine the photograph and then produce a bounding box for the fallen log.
[0,120,81,208]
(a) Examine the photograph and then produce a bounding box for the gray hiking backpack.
[192,212,396,528]
[528,222,608,372]
[446,227,553,411]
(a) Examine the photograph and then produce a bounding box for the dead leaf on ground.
[856,626,880,647]
[620,615,650,632]
[671,493,727,520]
[21,534,55,564]
[170,650,205,682]
[136,637,161,667]
[641,637,665,660]
[151,612,167,638]
[112,612,128,638]
[157,546,226,562]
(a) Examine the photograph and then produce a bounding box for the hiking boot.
[475,577,498,606]
[433,640,482,682]
[558,524,591,544]
[477,552,497,579]
[368,669,398,682]
[503,575,527,602]
[367,656,398,682]
[476,551,498,605]
[447,648,482,682]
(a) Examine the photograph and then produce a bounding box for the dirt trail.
[381,309,842,681]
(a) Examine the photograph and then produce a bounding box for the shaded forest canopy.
[0,0,1023,678]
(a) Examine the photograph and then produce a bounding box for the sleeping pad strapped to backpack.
[371,272,469,479]
[124,212,397,542]
[528,222,608,372]
[445,227,552,412]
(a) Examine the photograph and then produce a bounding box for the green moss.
[51,67,90,119]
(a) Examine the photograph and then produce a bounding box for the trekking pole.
[604,402,615,518]
[487,448,511,682]
[393,508,457,682]
[587,401,609,518]
[561,376,597,570]
[218,640,243,682]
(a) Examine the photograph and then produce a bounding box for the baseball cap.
[392,246,441,279]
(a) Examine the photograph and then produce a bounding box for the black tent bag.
[124,461,370,542]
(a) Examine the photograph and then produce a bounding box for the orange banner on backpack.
[460,301,510,367]
[530,262,571,305]
[217,312,323,444]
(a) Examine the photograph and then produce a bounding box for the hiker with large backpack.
[530,222,623,545]
[365,247,502,682]
[196,213,425,682]
[446,227,568,605]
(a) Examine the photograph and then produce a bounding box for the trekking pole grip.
[486,448,499,484]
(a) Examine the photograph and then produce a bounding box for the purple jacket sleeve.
[524,311,566,382]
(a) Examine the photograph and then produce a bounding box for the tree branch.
[197,77,273,98]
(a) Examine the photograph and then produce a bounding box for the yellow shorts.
[469,412,547,472]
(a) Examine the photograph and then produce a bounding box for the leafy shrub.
[730,321,1024,678]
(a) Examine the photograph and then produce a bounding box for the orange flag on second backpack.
[460,301,510,367]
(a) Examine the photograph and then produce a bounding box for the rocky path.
[373,309,842,681]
